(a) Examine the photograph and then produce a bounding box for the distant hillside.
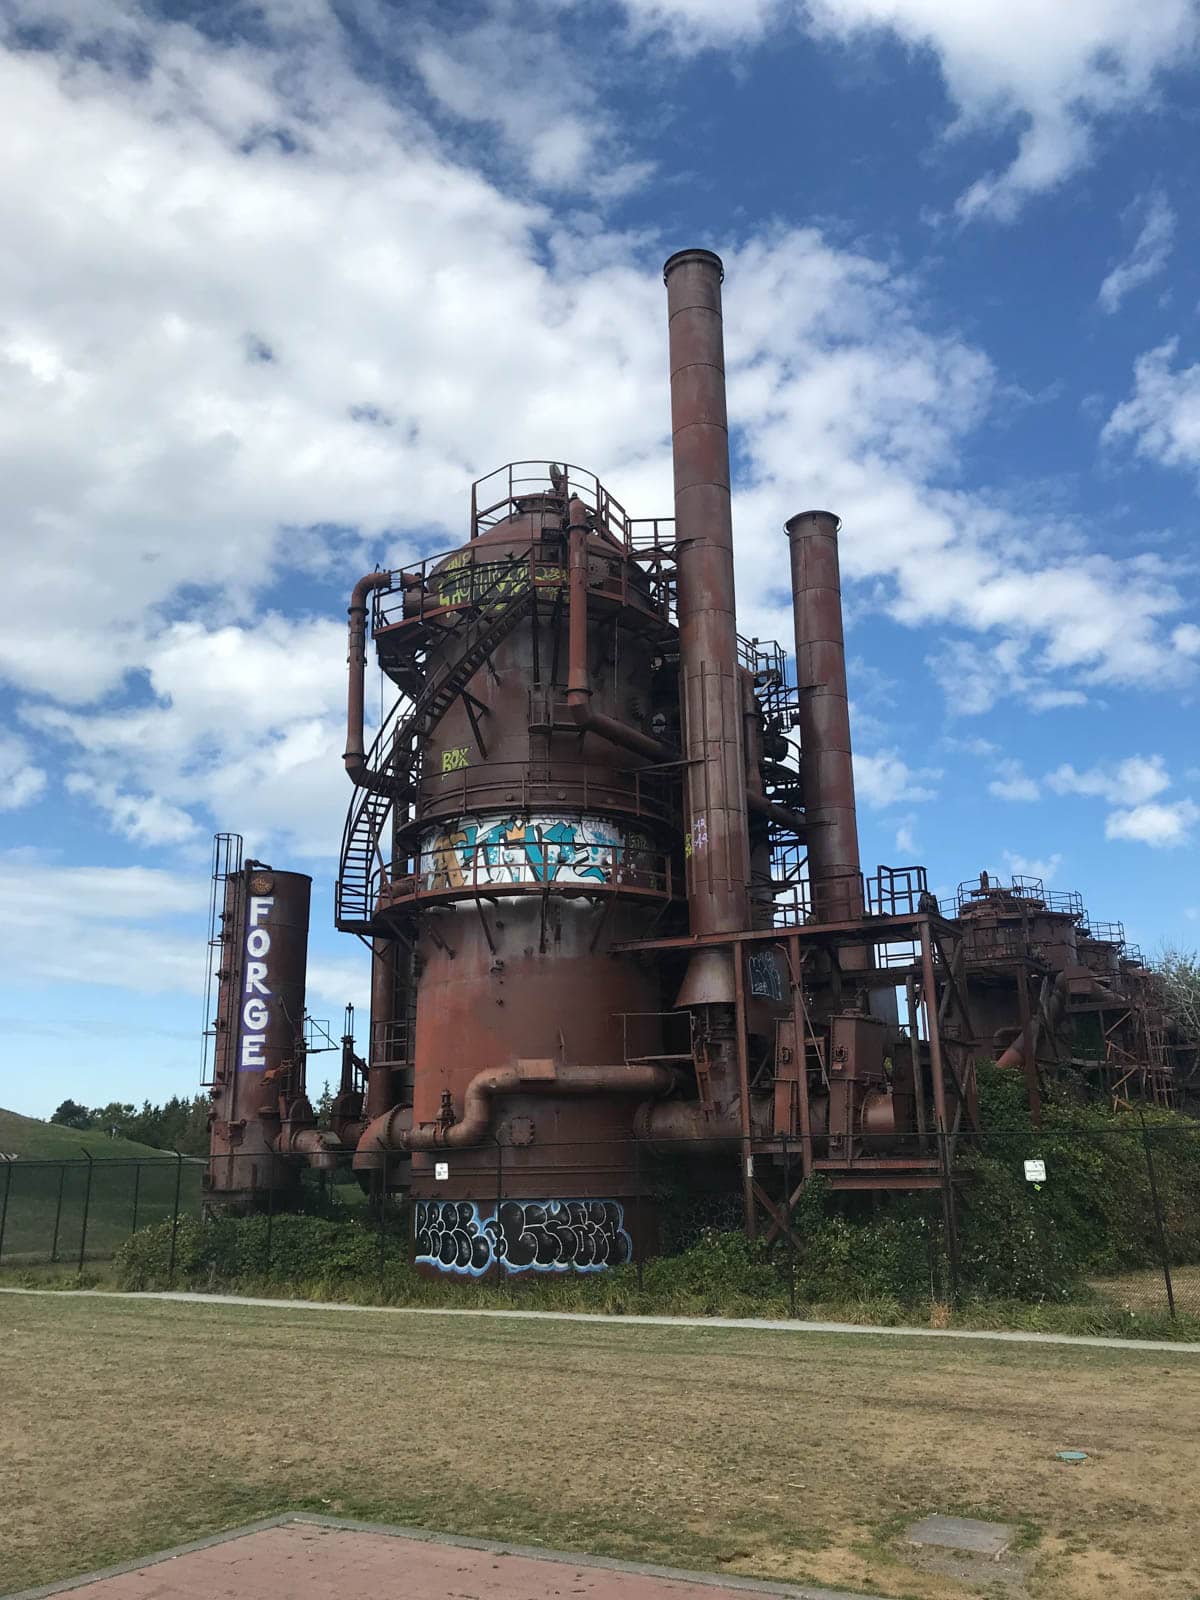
[0,1108,172,1162]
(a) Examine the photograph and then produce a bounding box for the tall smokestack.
[784,511,864,928]
[664,248,751,1004]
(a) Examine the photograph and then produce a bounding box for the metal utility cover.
[906,1515,1015,1557]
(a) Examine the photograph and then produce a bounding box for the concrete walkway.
[5,1515,887,1600]
[3,1285,1197,1352]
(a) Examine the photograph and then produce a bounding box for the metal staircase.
[336,570,539,934]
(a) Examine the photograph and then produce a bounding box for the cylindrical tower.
[784,510,864,928]
[664,248,752,1007]
[344,469,680,1273]
[206,862,313,1204]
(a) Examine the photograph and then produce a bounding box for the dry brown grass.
[1092,1263,1200,1316]
[2,1293,1199,1599]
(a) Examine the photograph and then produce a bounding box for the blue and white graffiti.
[420,813,645,893]
[414,1198,633,1276]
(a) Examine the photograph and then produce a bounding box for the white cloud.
[409,5,651,195]
[1105,339,1200,478]
[0,730,46,810]
[1044,755,1196,848]
[1174,623,1200,656]
[0,853,205,994]
[612,0,1200,219]
[64,775,201,847]
[894,818,918,855]
[1,2,1196,869]
[853,749,940,808]
[1001,849,1062,883]
[988,759,1040,802]
[1047,754,1171,805]
[1098,189,1176,313]
[1106,798,1199,846]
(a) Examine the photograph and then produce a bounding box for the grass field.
[3,1294,1199,1599]
[0,1108,168,1162]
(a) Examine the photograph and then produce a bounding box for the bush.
[116,1212,401,1291]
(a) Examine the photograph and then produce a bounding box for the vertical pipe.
[732,947,756,1237]
[664,248,751,1005]
[789,933,813,1178]
[784,511,864,937]
[1015,964,1042,1125]
[919,923,948,1137]
[906,977,928,1145]
[131,1160,142,1235]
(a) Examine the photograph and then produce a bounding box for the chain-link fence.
[0,1154,205,1272]
[4,1123,1199,1322]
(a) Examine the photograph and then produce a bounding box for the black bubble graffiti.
[414,1198,631,1276]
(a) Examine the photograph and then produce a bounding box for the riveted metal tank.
[341,468,686,1274]
[206,862,313,1205]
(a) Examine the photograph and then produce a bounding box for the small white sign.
[1024,1159,1047,1184]
[434,1161,449,1181]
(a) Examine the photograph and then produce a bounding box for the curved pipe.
[357,1059,676,1155]
[345,570,395,789]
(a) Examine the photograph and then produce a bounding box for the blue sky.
[1,0,1199,1119]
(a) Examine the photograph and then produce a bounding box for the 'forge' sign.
[239,895,275,1071]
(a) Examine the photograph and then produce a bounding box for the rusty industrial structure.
[204,248,1193,1264]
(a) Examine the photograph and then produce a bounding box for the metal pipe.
[344,570,394,789]
[732,946,757,1237]
[784,511,863,930]
[919,922,948,1136]
[565,498,677,764]
[357,1059,676,1155]
[664,248,751,1002]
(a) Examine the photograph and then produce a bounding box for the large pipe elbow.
[361,1060,677,1156]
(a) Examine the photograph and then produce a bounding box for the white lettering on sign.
[239,895,274,1072]
[1024,1158,1047,1184]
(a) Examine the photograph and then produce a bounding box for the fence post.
[1140,1112,1176,1319]
[167,1151,184,1288]
[376,1165,387,1290]
[77,1151,94,1273]
[51,1163,66,1263]
[635,1134,644,1292]
[264,1174,275,1281]
[939,1132,959,1306]
[131,1161,142,1236]
[0,1158,12,1267]
[783,1134,796,1318]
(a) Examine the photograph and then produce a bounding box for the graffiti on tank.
[748,948,786,1003]
[414,1198,632,1275]
[238,894,274,1071]
[421,814,647,892]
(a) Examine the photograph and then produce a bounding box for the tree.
[1154,946,1200,1044]
[50,1099,94,1130]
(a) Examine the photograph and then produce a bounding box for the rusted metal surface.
[664,249,751,984]
[784,510,863,930]
[206,864,320,1204]
[308,249,1184,1270]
